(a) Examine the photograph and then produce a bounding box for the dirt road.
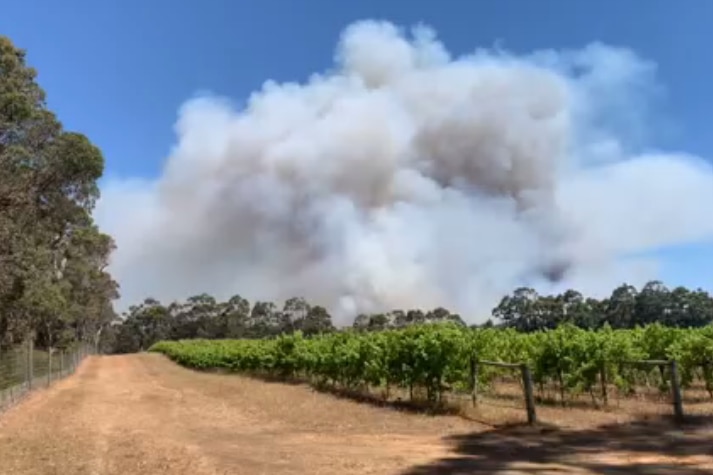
[0,354,711,475]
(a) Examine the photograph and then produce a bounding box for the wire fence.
[0,341,93,412]
[437,357,698,426]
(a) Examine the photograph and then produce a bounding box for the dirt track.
[0,354,712,474]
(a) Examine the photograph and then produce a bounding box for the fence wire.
[0,342,92,411]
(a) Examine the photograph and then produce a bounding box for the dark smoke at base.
[539,261,571,283]
[95,21,713,324]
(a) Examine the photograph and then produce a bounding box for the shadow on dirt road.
[400,414,713,475]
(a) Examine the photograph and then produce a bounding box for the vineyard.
[150,323,713,411]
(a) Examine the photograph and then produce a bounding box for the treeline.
[105,293,470,353]
[492,282,713,331]
[0,36,118,351]
[107,295,334,353]
[108,280,713,354]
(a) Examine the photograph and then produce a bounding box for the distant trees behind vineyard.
[492,281,713,331]
[106,280,713,354]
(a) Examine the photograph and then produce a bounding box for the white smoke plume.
[95,20,713,324]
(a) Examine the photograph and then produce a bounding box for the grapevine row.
[150,323,713,404]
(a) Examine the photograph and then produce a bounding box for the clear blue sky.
[3,0,713,292]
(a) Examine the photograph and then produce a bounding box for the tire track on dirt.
[0,354,472,474]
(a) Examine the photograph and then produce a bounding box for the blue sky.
[3,0,713,299]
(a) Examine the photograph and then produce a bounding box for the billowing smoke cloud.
[95,20,713,323]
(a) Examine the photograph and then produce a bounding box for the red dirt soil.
[0,353,711,474]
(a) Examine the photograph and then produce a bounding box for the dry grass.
[0,353,711,474]
[451,377,713,429]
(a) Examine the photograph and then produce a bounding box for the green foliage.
[150,323,713,405]
[109,294,338,354]
[493,282,713,332]
[116,279,713,357]
[0,35,118,350]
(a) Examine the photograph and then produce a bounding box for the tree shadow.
[254,371,461,415]
[308,381,462,416]
[164,356,463,415]
[401,414,713,475]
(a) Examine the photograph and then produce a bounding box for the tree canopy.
[492,281,713,332]
[0,36,118,350]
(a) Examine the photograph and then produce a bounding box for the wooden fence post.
[26,339,34,391]
[470,356,478,407]
[599,364,608,406]
[520,364,537,425]
[48,348,52,386]
[670,360,684,424]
